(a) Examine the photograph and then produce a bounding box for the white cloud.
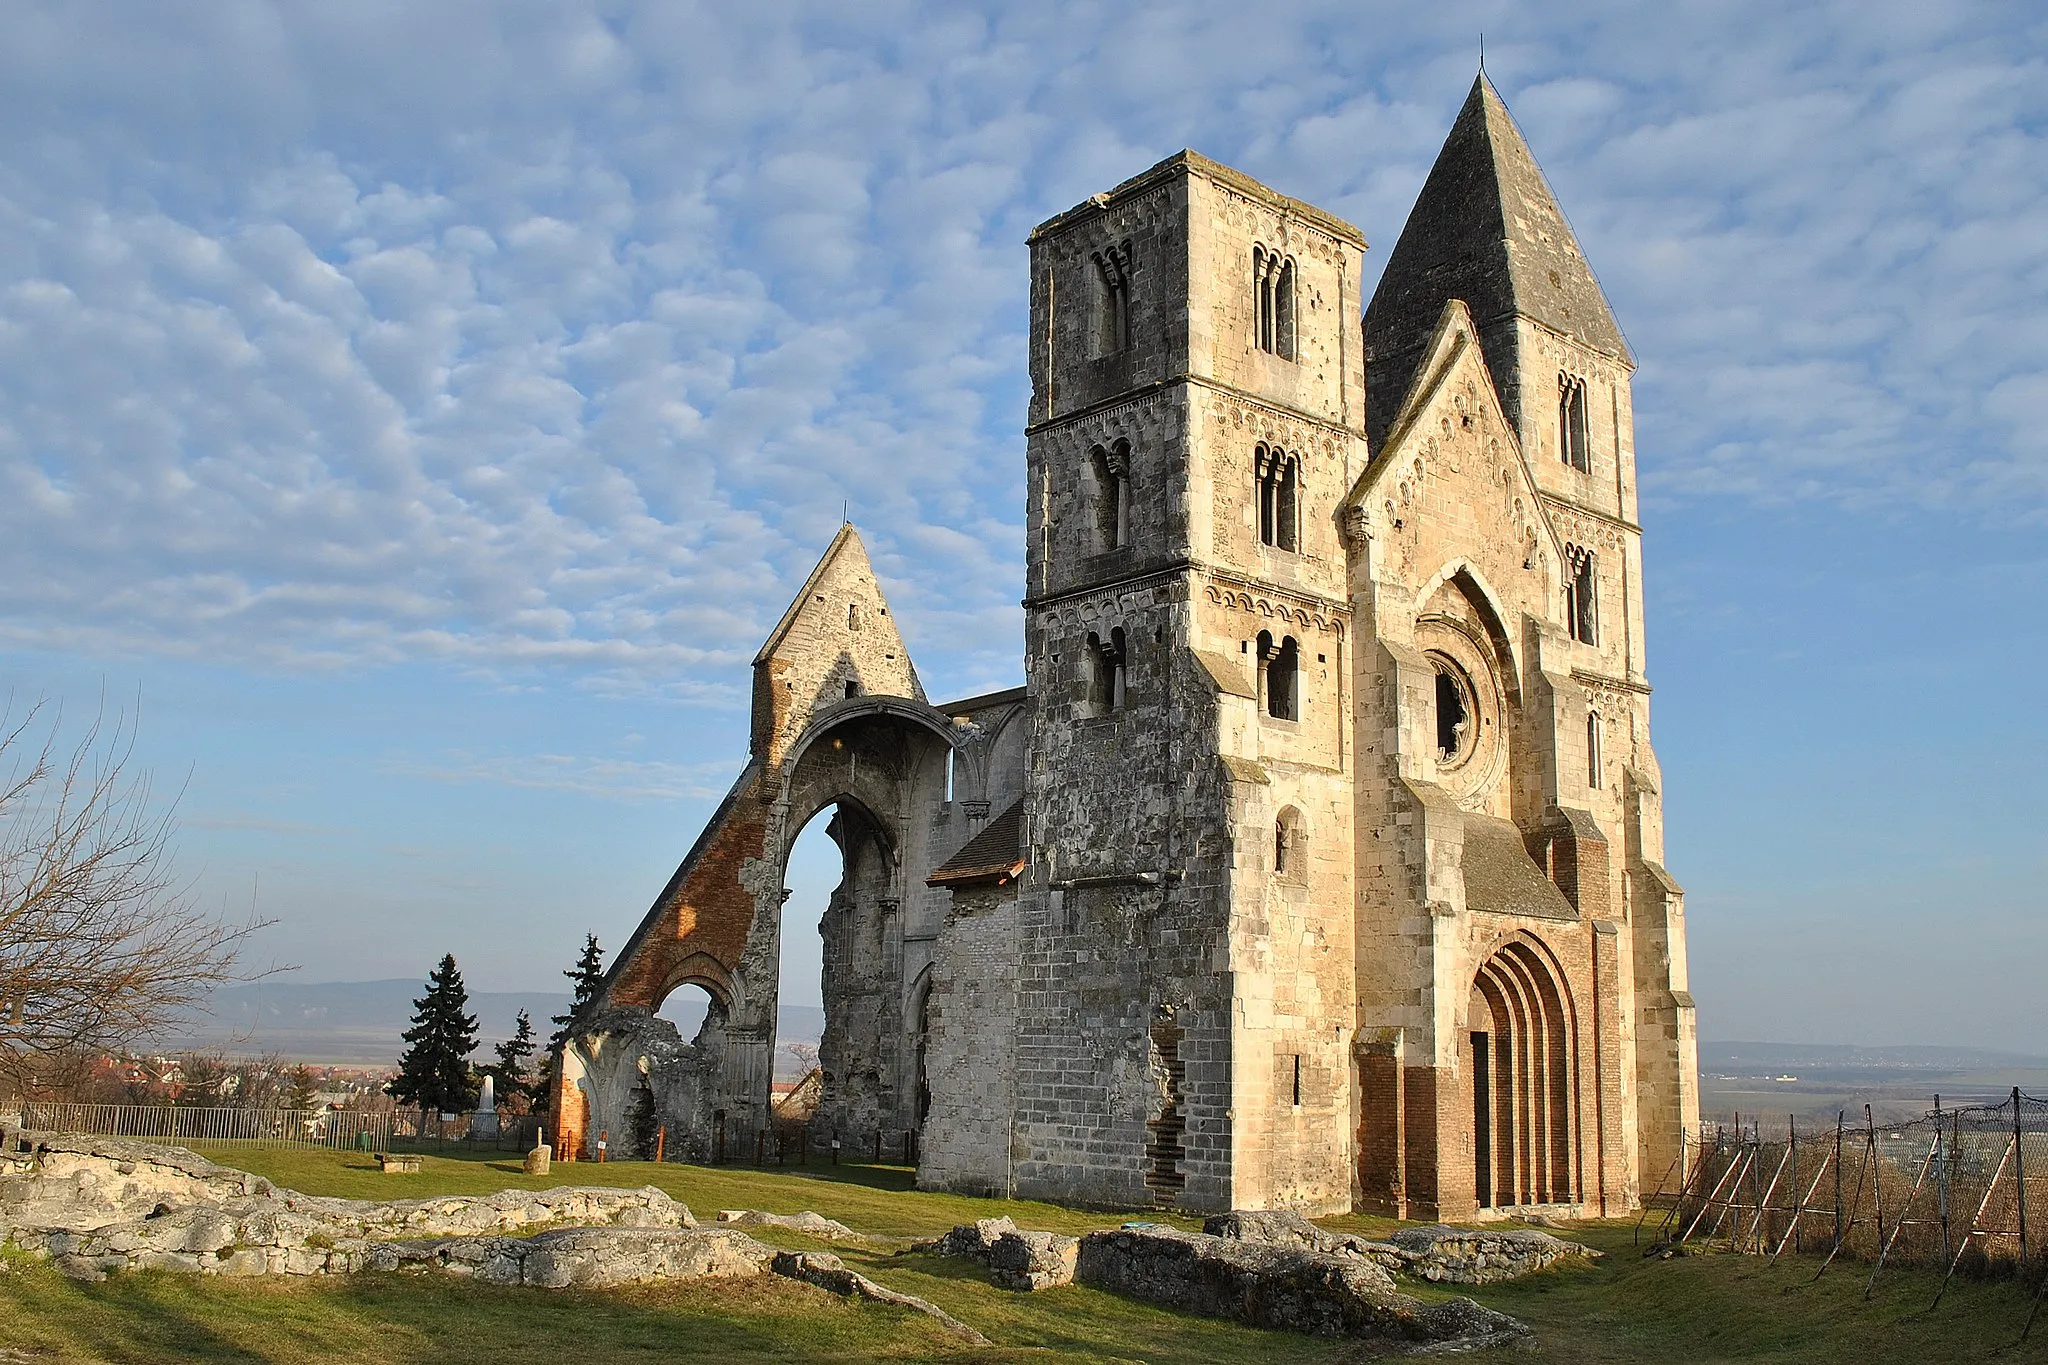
[0,0,2040,696]
[381,749,740,802]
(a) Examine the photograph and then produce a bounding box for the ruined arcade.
[551,75,1700,1221]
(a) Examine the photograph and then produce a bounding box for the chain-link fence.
[1641,1088,2048,1340]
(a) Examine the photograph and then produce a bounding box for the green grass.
[0,1144,2042,1363]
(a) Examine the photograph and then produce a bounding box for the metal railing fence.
[5,1100,396,1151]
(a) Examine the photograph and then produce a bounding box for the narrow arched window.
[1254,247,1273,353]
[1275,806,1304,880]
[1275,258,1296,360]
[847,602,863,631]
[1586,712,1602,789]
[1110,626,1128,710]
[1559,375,1590,473]
[1274,454,1297,551]
[1564,544,1598,645]
[1094,240,1133,356]
[1091,440,1130,550]
[1254,247,1296,359]
[1086,627,1127,715]
[1256,444,1299,551]
[1259,631,1299,721]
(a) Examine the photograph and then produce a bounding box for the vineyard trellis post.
[1937,1097,1951,1269]
[1833,1110,1845,1250]
[1816,1107,1875,1282]
[1787,1114,1799,1255]
[1932,1123,2017,1310]
[1752,1124,1790,1255]
[1866,1125,1940,1298]
[2014,1086,2028,1264]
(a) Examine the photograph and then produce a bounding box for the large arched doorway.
[766,702,958,1160]
[1466,937,1581,1208]
[781,794,902,1148]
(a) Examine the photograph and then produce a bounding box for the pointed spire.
[1364,73,1630,443]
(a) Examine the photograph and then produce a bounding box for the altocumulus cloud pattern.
[0,0,2042,710]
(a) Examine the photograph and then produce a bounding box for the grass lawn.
[0,1143,2042,1363]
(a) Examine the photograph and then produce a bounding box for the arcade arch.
[1466,935,1581,1209]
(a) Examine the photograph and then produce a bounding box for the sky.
[0,1,2042,1051]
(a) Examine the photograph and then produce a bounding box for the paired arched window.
[1256,443,1298,552]
[1558,374,1590,473]
[1274,806,1305,881]
[1257,630,1298,721]
[1253,246,1296,360]
[1085,626,1127,715]
[1093,240,1134,356]
[1564,544,1598,645]
[1091,440,1131,550]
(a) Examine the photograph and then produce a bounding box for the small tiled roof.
[926,798,1026,888]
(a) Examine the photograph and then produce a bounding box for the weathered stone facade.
[555,74,1697,1221]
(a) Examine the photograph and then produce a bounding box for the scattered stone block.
[1203,1209,1406,1275]
[716,1209,862,1241]
[377,1154,422,1174]
[770,1250,988,1344]
[912,1216,1018,1262]
[523,1144,552,1176]
[988,1229,1077,1290]
[1075,1225,1527,1349]
[1385,1224,1601,1284]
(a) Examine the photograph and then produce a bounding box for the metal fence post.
[1788,1115,1800,1255]
[2015,1087,2028,1265]
[1843,1113,1859,1252]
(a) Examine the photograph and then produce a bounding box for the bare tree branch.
[0,692,274,1091]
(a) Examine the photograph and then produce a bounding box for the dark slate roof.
[926,798,1026,888]
[1364,75,1630,436]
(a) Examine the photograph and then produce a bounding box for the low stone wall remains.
[1074,1225,1529,1349]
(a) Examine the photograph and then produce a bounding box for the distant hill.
[1702,1041,2048,1073]
[155,980,825,1065]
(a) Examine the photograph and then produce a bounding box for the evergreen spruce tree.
[391,954,479,1114]
[284,1064,318,1112]
[534,933,605,1102]
[548,934,606,1052]
[488,1008,538,1108]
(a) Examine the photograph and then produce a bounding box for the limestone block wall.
[1012,585,1242,1210]
[750,525,927,764]
[1028,388,1189,603]
[917,885,1021,1196]
[1181,164,1365,432]
[1028,168,1191,427]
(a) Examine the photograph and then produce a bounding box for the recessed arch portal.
[1467,934,1581,1208]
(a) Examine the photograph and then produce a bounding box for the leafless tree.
[0,696,270,1094]
[780,1040,819,1075]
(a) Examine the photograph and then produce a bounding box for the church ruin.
[549,75,1700,1220]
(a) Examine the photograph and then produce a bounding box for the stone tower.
[1345,74,1697,1217]
[1014,153,1369,1211]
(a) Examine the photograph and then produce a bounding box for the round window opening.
[1433,659,1476,766]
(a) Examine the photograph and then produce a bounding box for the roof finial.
[842,499,849,525]
[1478,32,1485,74]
